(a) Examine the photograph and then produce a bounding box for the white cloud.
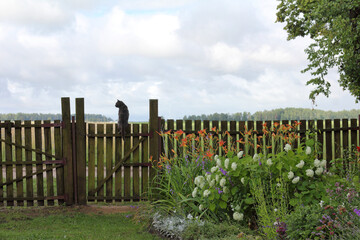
[0,0,70,30]
[208,42,243,72]
[97,7,181,57]
[0,0,358,120]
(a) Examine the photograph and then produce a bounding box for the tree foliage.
[183,108,360,121]
[276,0,360,102]
[0,113,113,122]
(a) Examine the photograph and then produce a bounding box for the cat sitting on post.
[115,100,129,140]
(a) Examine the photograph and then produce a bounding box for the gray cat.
[115,100,129,140]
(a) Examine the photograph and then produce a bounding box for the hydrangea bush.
[149,121,360,239]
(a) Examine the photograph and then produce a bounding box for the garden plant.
[140,121,360,239]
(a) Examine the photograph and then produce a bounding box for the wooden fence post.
[62,97,74,205]
[76,98,86,205]
[149,99,159,198]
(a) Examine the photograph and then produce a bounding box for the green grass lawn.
[0,206,161,240]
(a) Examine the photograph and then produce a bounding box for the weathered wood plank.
[141,124,149,200]
[76,98,86,205]
[334,119,341,160]
[247,121,254,156]
[44,120,54,206]
[54,120,64,205]
[97,124,105,201]
[316,120,324,159]
[105,123,113,203]
[88,124,96,201]
[0,121,3,206]
[325,119,332,163]
[5,121,13,206]
[61,97,74,205]
[114,123,122,202]
[35,120,44,206]
[15,121,23,206]
[123,123,131,201]
[133,124,140,201]
[24,120,34,206]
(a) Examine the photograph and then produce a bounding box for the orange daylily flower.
[175,129,185,135]
[205,151,214,159]
[219,140,226,146]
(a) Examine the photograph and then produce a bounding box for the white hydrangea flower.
[223,186,229,194]
[206,174,212,183]
[253,153,260,161]
[209,179,215,187]
[224,158,230,169]
[315,167,324,175]
[216,158,222,168]
[288,171,294,180]
[266,158,273,166]
[211,166,218,173]
[203,189,211,197]
[241,177,245,184]
[306,169,314,177]
[199,204,204,211]
[216,174,220,183]
[214,155,219,161]
[192,187,198,198]
[305,146,311,155]
[314,159,321,168]
[320,160,327,168]
[284,144,291,152]
[233,212,244,221]
[296,160,305,168]
[194,176,205,189]
[220,178,226,187]
[292,176,300,184]
[231,162,237,171]
[237,151,244,159]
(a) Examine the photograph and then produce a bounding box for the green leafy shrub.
[285,203,324,239]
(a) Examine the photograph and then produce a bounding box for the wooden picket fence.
[0,97,359,207]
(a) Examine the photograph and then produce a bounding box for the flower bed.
[144,122,360,239]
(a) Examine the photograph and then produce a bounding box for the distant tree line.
[0,113,113,122]
[183,108,360,121]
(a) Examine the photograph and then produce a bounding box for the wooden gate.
[86,100,160,202]
[0,120,65,206]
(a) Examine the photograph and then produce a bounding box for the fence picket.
[325,119,332,162]
[54,120,64,205]
[44,120,54,206]
[0,121,2,206]
[133,124,140,201]
[88,124,95,201]
[114,123,122,201]
[15,121,23,206]
[105,123,113,203]
[5,121,13,206]
[123,124,131,201]
[35,120,44,206]
[97,124,105,201]
[141,124,149,200]
[24,121,33,206]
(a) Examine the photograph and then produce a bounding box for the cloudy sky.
[0,0,358,121]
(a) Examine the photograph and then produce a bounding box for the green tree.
[276,0,360,102]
